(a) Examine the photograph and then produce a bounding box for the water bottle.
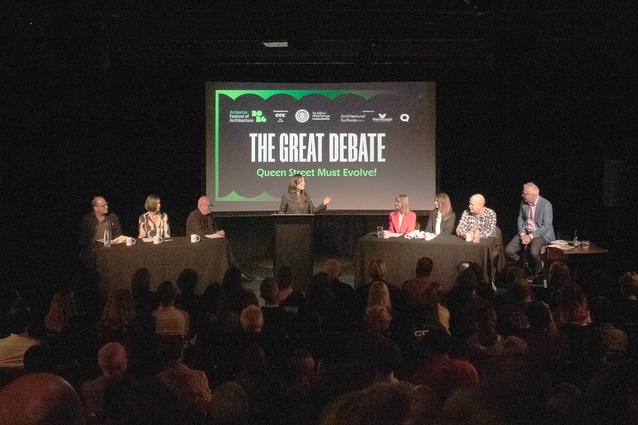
[573,230,580,247]
[104,226,111,247]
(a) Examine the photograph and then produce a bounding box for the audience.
[3,251,638,425]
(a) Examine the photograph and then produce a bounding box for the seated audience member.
[220,267,259,330]
[0,304,41,369]
[239,304,264,334]
[371,336,404,385]
[474,351,551,425]
[323,259,356,326]
[156,341,212,412]
[446,268,491,354]
[425,281,450,333]
[282,348,324,424]
[44,288,77,338]
[138,194,170,239]
[81,342,128,420]
[496,277,532,337]
[347,306,397,386]
[355,259,403,326]
[0,373,86,425]
[584,296,628,367]
[97,288,136,345]
[388,194,417,234]
[23,345,55,374]
[130,268,158,318]
[402,256,434,308]
[547,383,584,425]
[465,305,506,374]
[613,272,638,361]
[536,261,572,310]
[467,261,495,303]
[234,344,285,424]
[210,381,249,425]
[153,281,189,339]
[307,272,342,333]
[523,301,570,384]
[583,360,638,425]
[553,281,591,329]
[259,277,296,337]
[275,265,307,315]
[319,382,423,425]
[175,268,202,336]
[425,192,456,235]
[455,194,497,241]
[409,327,479,402]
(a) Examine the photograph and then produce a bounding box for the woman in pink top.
[388,194,417,234]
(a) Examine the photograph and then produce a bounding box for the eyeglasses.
[96,203,108,207]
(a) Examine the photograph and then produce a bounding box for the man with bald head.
[505,182,555,278]
[0,373,86,425]
[185,196,225,237]
[455,194,497,241]
[79,196,123,246]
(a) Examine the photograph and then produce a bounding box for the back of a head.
[156,281,176,307]
[275,265,294,290]
[548,262,571,288]
[527,301,552,331]
[454,268,478,297]
[323,259,341,280]
[98,341,128,376]
[7,304,32,334]
[415,257,434,279]
[365,305,392,333]
[510,278,532,302]
[239,304,263,332]
[619,271,638,298]
[0,373,86,425]
[367,259,386,282]
[367,281,391,311]
[131,267,152,295]
[259,277,279,303]
[176,268,198,295]
[589,296,612,324]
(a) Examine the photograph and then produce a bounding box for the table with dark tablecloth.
[354,234,503,291]
[92,236,232,296]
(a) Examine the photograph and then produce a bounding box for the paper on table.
[405,230,425,239]
[548,244,575,251]
[141,238,154,243]
[205,234,224,239]
[112,235,130,244]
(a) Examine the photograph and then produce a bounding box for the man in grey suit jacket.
[505,182,555,276]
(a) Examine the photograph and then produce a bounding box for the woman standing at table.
[425,193,456,235]
[279,174,332,214]
[138,194,171,238]
[388,194,416,234]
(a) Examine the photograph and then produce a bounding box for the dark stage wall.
[2,59,638,293]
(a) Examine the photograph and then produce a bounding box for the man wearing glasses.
[505,183,555,279]
[79,196,123,246]
[185,196,225,237]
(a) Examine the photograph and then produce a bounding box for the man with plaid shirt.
[455,194,497,242]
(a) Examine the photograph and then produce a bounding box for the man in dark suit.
[505,182,555,278]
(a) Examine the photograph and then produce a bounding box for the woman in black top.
[278,174,332,214]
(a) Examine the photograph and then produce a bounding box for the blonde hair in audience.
[367,281,392,313]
